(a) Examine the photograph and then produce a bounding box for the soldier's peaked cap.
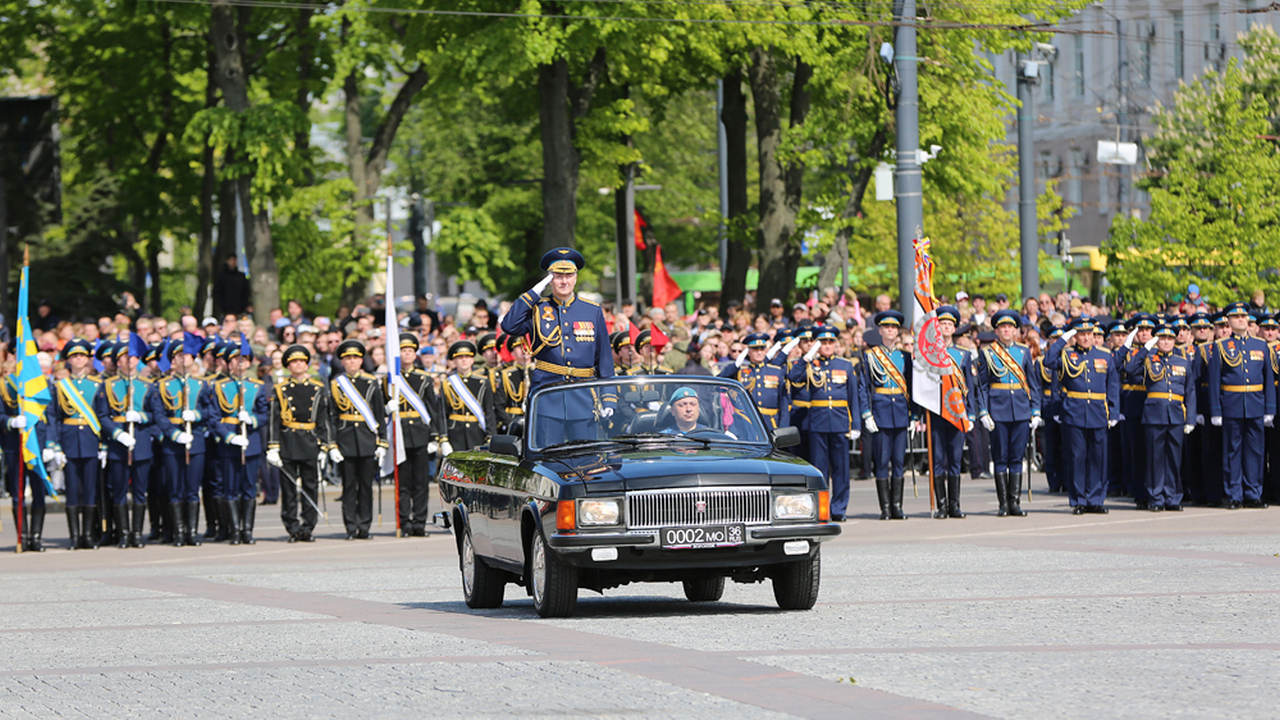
[337,339,366,359]
[284,344,312,364]
[540,247,584,274]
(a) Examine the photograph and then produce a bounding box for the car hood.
[539,444,819,493]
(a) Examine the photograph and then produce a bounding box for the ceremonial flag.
[382,252,405,477]
[650,321,669,354]
[634,210,647,250]
[910,237,970,433]
[14,256,53,499]
[651,244,681,310]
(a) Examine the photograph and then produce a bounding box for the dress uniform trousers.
[398,445,432,533]
[809,432,849,517]
[341,455,377,535]
[280,457,319,537]
[1063,424,1107,507]
[159,444,204,503]
[991,421,1029,475]
[1145,424,1185,507]
[873,427,908,479]
[930,416,965,476]
[1223,417,1265,503]
[62,458,98,507]
[108,459,150,505]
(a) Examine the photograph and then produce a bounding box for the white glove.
[1108,419,1118,428]
[42,447,55,463]
[125,410,143,423]
[427,441,440,455]
[765,342,783,361]
[1266,415,1275,428]
[734,348,749,368]
[53,452,67,470]
[1196,414,1205,425]
[647,401,662,412]
[1053,416,1061,423]
[329,448,345,464]
[847,429,861,441]
[174,431,194,446]
[1123,328,1138,348]
[599,407,614,418]
[117,432,137,449]
[781,336,802,355]
[228,435,249,448]
[980,415,995,432]
[8,415,27,430]
[532,273,553,295]
[1184,424,1195,435]
[266,448,282,467]
[1061,328,1077,343]
[375,446,387,464]
[864,416,880,434]
[1144,338,1158,351]
[1211,416,1223,427]
[98,448,107,467]
[440,441,454,457]
[1118,413,1126,422]
[181,410,198,422]
[317,451,328,470]
[1029,416,1043,431]
[803,344,820,362]
[238,410,252,424]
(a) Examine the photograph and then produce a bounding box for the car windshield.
[527,377,772,451]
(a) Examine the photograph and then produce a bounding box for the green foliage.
[435,207,518,294]
[1106,42,1280,310]
[186,103,310,209]
[272,177,373,317]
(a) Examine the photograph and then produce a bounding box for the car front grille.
[625,487,771,529]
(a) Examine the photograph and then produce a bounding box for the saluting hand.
[532,273,554,296]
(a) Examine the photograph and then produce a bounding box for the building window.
[1072,35,1085,98]
[1044,53,1055,102]
[1173,11,1185,81]
[1138,24,1153,87]
[1068,149,1083,208]
[1207,4,1222,73]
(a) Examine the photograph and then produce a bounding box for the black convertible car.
[434,376,839,617]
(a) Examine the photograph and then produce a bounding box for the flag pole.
[926,414,935,513]
[387,197,401,538]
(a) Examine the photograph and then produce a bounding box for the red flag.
[650,321,669,353]
[629,321,639,347]
[652,244,681,310]
[634,210,647,250]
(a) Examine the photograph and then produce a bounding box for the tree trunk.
[817,127,887,292]
[342,68,372,308]
[194,53,218,318]
[147,239,163,314]
[538,58,579,271]
[295,3,315,184]
[210,1,278,324]
[719,68,751,316]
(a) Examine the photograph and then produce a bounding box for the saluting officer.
[859,310,913,520]
[46,339,103,549]
[788,325,861,521]
[1046,318,1119,514]
[1126,324,1197,512]
[977,309,1041,517]
[782,326,814,462]
[929,306,979,519]
[1119,313,1156,507]
[719,332,789,431]
[1207,302,1275,509]
[266,343,332,543]
[386,332,445,537]
[441,340,497,454]
[155,335,208,547]
[202,336,269,545]
[328,339,387,539]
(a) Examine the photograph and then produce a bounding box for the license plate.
[660,524,745,550]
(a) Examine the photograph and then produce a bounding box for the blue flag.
[14,265,53,497]
[157,339,172,373]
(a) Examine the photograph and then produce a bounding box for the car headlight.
[578,499,621,526]
[774,493,816,520]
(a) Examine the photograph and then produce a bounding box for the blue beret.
[670,387,698,403]
[540,247,584,274]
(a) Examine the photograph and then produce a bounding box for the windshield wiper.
[540,439,618,453]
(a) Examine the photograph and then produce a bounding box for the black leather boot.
[185,501,203,546]
[240,498,256,545]
[81,506,100,549]
[1008,472,1027,516]
[214,498,230,542]
[130,503,147,547]
[113,505,130,548]
[28,505,46,552]
[66,506,81,550]
[947,474,966,519]
[932,474,949,518]
[171,502,186,547]
[875,479,890,520]
[147,492,163,542]
[995,472,1009,517]
[225,499,242,546]
[203,494,219,539]
[889,476,907,519]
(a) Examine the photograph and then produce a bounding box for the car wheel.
[461,526,505,609]
[772,546,821,610]
[682,576,725,602]
[529,530,578,618]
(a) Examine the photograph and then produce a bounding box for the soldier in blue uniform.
[141,343,169,543]
[201,336,270,544]
[858,310,913,520]
[976,309,1041,517]
[1207,302,1275,509]
[155,335,208,546]
[500,247,615,445]
[788,325,861,521]
[719,332,790,431]
[96,340,171,548]
[46,339,103,549]
[92,340,117,544]
[1126,324,1197,511]
[1046,318,1119,513]
[1184,313,1216,506]
[1038,326,1065,493]
[2,367,52,551]
[783,326,814,462]
[1118,313,1156,507]
[1262,313,1280,505]
[928,306,979,518]
[200,337,227,540]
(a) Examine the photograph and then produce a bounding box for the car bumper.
[548,522,839,570]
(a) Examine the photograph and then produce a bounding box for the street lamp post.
[1016,42,1058,302]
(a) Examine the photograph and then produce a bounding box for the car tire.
[772,546,821,610]
[461,526,505,609]
[682,576,725,602]
[529,530,578,618]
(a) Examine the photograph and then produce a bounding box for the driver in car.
[661,387,707,435]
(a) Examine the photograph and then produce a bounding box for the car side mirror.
[773,425,801,449]
[508,418,526,438]
[491,434,522,458]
